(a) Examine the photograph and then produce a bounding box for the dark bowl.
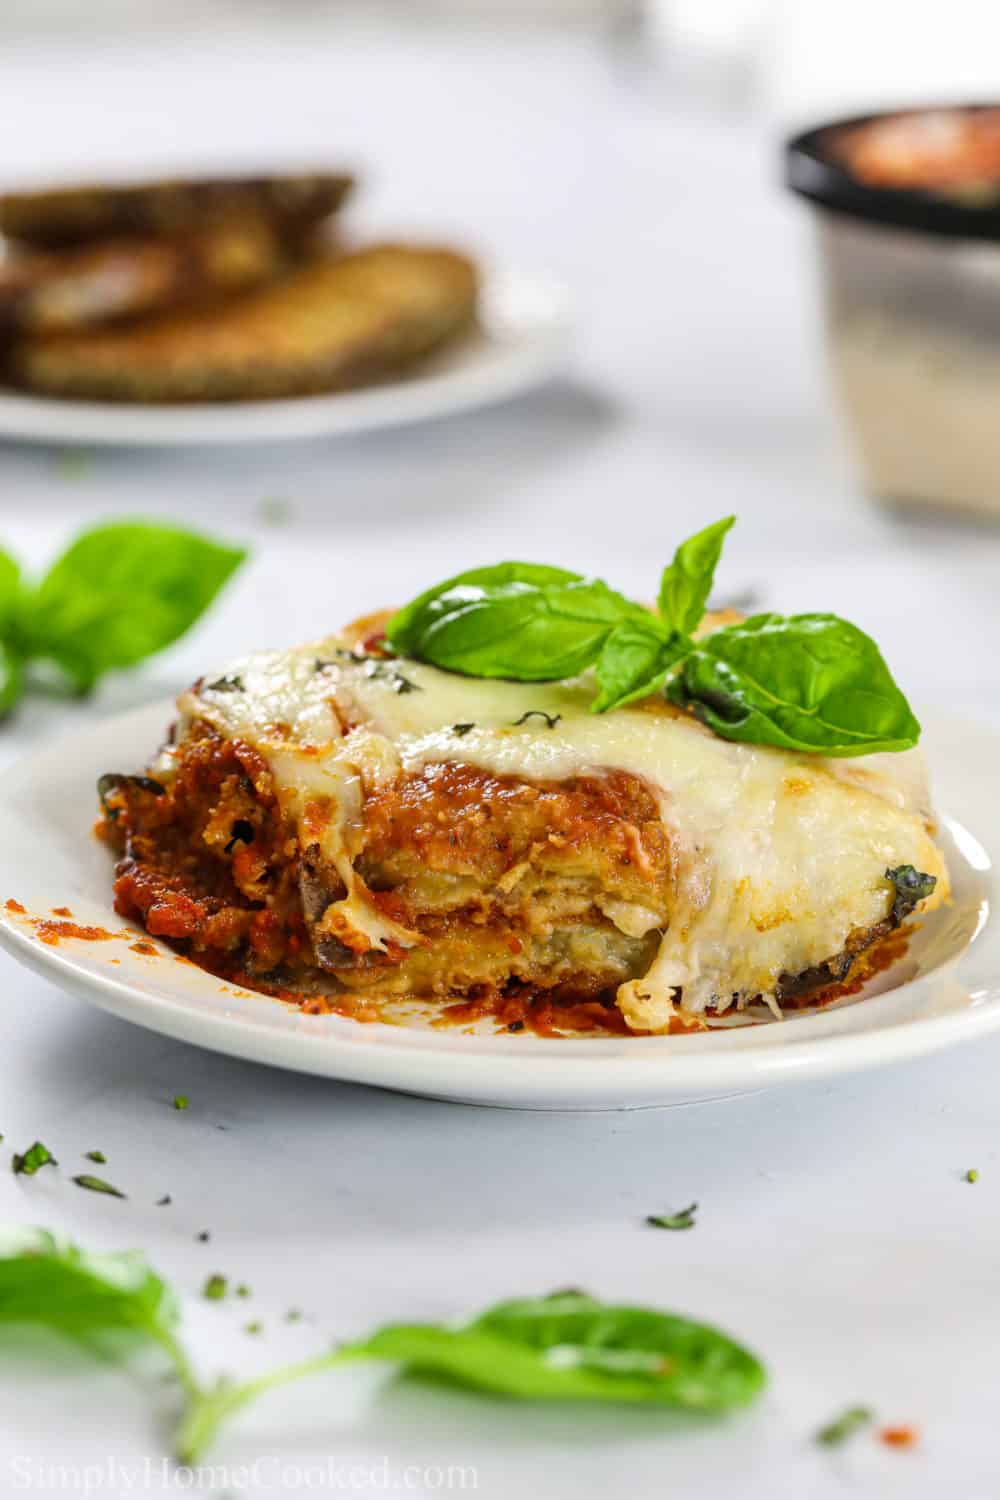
[786,104,1000,242]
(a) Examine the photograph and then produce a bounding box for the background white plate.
[0,702,992,1110]
[0,268,571,446]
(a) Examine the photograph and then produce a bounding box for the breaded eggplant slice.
[0,220,292,338]
[0,172,354,249]
[8,245,479,403]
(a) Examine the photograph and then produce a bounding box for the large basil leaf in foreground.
[0,1230,766,1462]
[669,613,920,756]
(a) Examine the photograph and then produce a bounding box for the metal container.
[787,106,1000,519]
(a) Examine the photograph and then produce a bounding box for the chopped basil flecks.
[12,1141,57,1176]
[172,1096,189,1111]
[965,1169,980,1184]
[817,1406,874,1446]
[202,1274,227,1301]
[258,497,292,527]
[206,675,244,693]
[646,1203,698,1231]
[451,723,476,737]
[362,660,419,694]
[511,710,562,729]
[73,1174,126,1199]
[156,1195,172,1207]
[84,1150,106,1164]
[244,1321,262,1335]
[196,1231,210,1243]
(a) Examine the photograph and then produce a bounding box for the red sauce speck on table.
[5,899,25,914]
[880,1425,918,1449]
[51,906,73,918]
[130,941,158,956]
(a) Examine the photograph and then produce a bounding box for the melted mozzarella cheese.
[176,637,948,1029]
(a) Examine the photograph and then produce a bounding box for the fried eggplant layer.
[9,244,478,402]
[0,221,292,337]
[0,172,353,249]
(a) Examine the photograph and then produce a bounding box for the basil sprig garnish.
[386,518,921,756]
[0,1231,765,1464]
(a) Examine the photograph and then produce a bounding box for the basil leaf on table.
[355,1291,764,1411]
[0,1227,196,1388]
[668,613,921,756]
[0,1232,765,1464]
[386,561,641,681]
[593,620,689,714]
[178,1289,765,1461]
[25,522,246,692]
[657,516,735,638]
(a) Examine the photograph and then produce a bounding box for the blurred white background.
[2,0,999,122]
[2,9,1000,1500]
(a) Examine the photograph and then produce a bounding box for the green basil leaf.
[0,1227,181,1350]
[669,613,920,756]
[0,642,24,718]
[386,563,640,681]
[0,548,22,638]
[180,1289,766,1460]
[657,516,735,638]
[387,562,583,655]
[25,522,246,692]
[349,1291,764,1411]
[0,551,26,717]
[0,1229,766,1464]
[592,620,689,713]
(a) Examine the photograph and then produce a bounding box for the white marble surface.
[0,22,999,1499]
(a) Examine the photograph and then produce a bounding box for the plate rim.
[0,699,994,1106]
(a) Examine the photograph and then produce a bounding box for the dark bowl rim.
[786,103,1000,242]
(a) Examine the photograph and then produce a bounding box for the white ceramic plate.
[0,703,992,1110]
[0,268,571,447]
